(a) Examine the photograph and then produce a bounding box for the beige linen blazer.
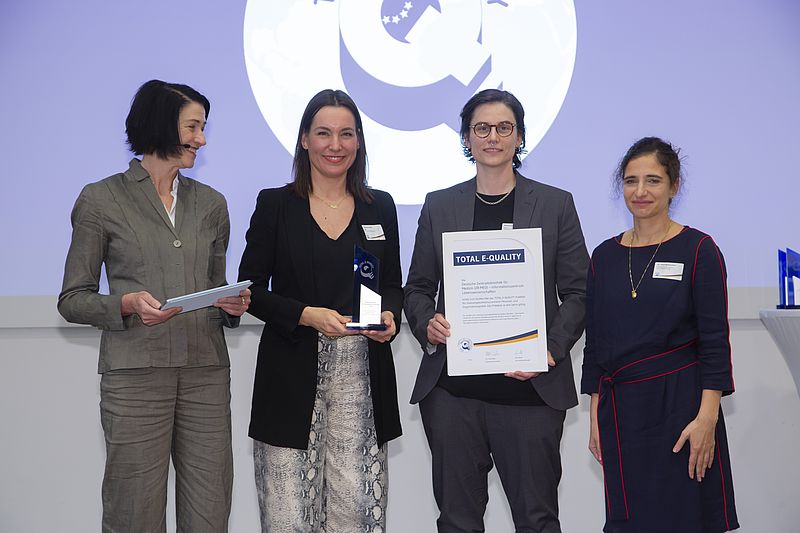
[58,158,237,372]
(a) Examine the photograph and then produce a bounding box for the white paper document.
[162,280,252,314]
[442,229,548,376]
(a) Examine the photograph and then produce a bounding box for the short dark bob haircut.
[125,80,210,160]
[459,89,527,169]
[292,89,372,203]
[615,136,684,203]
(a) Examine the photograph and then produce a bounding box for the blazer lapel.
[454,177,477,231]
[285,192,316,303]
[353,200,372,249]
[129,161,181,239]
[513,174,538,229]
[174,173,193,236]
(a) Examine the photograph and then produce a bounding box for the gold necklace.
[475,188,514,205]
[628,221,672,299]
[311,190,348,209]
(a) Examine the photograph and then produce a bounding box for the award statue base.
[345,322,387,331]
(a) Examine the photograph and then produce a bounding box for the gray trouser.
[99,366,233,533]
[254,334,387,533]
[420,386,566,533]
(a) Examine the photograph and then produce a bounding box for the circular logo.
[244,0,576,204]
[359,260,376,279]
[458,338,473,352]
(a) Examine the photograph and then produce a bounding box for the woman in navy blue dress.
[581,137,739,532]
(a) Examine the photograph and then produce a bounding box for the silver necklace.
[627,221,672,299]
[475,188,514,205]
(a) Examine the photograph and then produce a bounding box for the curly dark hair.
[614,137,684,203]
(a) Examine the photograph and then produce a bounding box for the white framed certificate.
[442,229,548,376]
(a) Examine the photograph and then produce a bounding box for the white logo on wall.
[243,0,576,204]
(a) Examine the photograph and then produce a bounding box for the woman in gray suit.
[404,89,589,532]
[58,80,250,532]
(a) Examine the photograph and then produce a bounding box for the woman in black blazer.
[238,89,402,533]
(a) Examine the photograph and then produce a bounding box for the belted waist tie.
[596,339,699,521]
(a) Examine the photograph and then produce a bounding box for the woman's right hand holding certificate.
[121,291,181,326]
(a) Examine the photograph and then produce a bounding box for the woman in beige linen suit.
[58,80,250,533]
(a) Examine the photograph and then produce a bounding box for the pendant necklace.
[628,221,672,299]
[311,191,347,209]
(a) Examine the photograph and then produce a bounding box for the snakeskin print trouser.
[254,334,388,533]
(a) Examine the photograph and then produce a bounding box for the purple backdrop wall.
[1,0,797,295]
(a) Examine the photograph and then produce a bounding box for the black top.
[311,216,357,316]
[437,189,546,405]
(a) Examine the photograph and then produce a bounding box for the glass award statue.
[346,245,386,330]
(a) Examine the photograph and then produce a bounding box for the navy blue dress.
[581,227,739,533]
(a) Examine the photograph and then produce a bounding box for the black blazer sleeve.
[546,191,589,363]
[238,188,308,338]
[403,192,439,349]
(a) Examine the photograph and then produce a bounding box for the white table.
[760,309,800,397]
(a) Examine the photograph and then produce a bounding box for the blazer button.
[173,239,182,248]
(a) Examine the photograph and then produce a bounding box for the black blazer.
[239,185,403,448]
[404,174,589,410]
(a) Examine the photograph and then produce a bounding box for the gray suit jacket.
[404,174,589,409]
[58,158,238,373]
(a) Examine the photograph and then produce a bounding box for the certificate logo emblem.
[458,338,473,352]
[243,0,576,204]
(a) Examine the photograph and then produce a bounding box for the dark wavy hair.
[125,80,210,159]
[291,89,372,203]
[614,137,684,203]
[459,89,527,169]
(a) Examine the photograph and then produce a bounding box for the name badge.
[501,222,514,230]
[653,262,684,281]
[362,224,385,240]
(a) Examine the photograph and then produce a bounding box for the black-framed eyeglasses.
[470,121,516,138]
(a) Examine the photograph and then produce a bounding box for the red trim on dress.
[710,239,735,392]
[610,389,630,519]
[595,385,612,514]
[610,339,697,379]
[618,361,699,385]
[598,340,699,522]
[691,235,711,286]
[716,426,731,530]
